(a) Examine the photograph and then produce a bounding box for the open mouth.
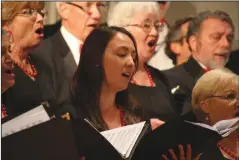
[148,40,157,47]
[215,54,227,59]
[122,72,131,78]
[5,69,13,74]
[4,67,14,75]
[35,28,44,34]
[3,68,15,79]
[88,24,98,28]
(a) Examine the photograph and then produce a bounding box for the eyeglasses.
[17,9,46,20]
[206,91,239,102]
[66,2,107,15]
[124,19,164,34]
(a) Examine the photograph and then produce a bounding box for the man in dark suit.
[163,10,235,115]
[32,2,106,117]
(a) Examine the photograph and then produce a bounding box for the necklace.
[1,104,8,118]
[13,56,38,78]
[217,142,239,160]
[131,65,155,87]
[119,106,125,127]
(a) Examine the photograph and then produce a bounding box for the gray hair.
[107,2,161,27]
[192,68,239,122]
[186,10,234,48]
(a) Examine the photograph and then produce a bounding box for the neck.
[133,61,147,78]
[177,57,187,66]
[99,84,118,116]
[138,61,146,72]
[132,61,153,86]
[11,44,29,63]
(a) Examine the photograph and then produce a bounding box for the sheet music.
[100,121,146,158]
[2,105,50,138]
[185,117,239,136]
[213,117,239,134]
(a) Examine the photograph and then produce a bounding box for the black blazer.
[226,49,239,75]
[2,53,55,119]
[163,57,205,115]
[32,30,77,117]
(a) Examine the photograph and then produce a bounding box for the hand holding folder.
[132,117,239,160]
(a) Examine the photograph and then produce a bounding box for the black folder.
[2,119,79,160]
[70,118,222,160]
[71,119,151,160]
[132,117,222,160]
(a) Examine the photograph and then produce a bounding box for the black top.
[2,55,55,119]
[163,57,205,115]
[128,65,179,121]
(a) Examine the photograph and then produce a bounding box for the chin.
[115,85,128,93]
[29,41,41,50]
[209,61,226,69]
[2,81,15,93]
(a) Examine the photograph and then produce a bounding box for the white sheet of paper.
[185,117,239,136]
[212,117,239,134]
[100,121,146,158]
[2,105,50,138]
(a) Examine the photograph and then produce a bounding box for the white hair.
[107,2,161,27]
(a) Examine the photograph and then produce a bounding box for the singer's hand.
[161,144,201,160]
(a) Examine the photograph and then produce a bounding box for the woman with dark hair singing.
[71,26,142,131]
[71,26,200,160]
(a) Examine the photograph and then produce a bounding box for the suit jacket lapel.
[63,50,77,79]
[52,30,77,78]
[184,56,204,89]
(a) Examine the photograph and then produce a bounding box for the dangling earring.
[205,116,209,121]
[205,113,211,124]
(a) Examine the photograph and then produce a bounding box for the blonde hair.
[1,2,45,26]
[107,2,161,27]
[192,68,239,120]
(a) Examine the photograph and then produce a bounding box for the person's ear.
[58,2,70,20]
[199,100,210,114]
[188,35,197,53]
[170,42,181,56]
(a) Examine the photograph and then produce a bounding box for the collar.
[184,56,205,79]
[193,56,211,72]
[60,26,83,65]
